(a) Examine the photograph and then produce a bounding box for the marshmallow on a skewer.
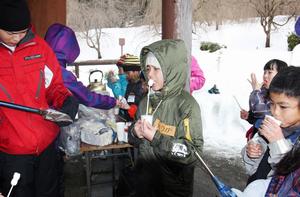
[11,172,20,186]
[146,79,155,115]
[148,79,154,87]
[7,172,21,197]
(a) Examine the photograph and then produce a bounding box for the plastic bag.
[58,121,81,156]
[78,104,116,146]
[79,118,114,146]
[78,104,108,120]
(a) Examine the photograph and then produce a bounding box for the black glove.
[57,96,79,127]
[128,122,142,147]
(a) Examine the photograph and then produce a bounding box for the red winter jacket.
[0,30,71,155]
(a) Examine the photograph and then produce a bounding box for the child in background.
[190,56,205,94]
[114,54,146,122]
[242,66,300,185]
[240,59,287,140]
[107,58,128,98]
[45,23,120,110]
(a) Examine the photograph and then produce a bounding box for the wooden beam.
[70,59,118,78]
[27,0,66,37]
[70,59,118,66]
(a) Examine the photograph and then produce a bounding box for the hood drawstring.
[152,100,162,116]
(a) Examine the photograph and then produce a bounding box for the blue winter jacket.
[107,74,128,98]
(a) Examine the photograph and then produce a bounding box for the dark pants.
[0,142,59,197]
[134,160,194,197]
[57,150,65,197]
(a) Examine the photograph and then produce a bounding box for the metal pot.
[87,70,106,93]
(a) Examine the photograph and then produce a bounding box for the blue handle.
[212,176,237,197]
[0,100,42,114]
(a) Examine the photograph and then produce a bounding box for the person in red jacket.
[0,1,78,196]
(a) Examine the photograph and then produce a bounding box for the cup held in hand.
[265,115,281,126]
[141,115,153,125]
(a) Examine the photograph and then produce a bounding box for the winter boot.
[208,84,220,94]
[208,85,215,94]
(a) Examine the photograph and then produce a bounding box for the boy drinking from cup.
[242,66,300,185]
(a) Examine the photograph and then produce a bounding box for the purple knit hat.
[45,23,80,67]
[295,17,300,37]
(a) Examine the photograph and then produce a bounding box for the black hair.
[263,59,288,72]
[269,66,300,104]
[275,137,300,176]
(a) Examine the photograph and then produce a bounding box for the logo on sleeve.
[24,54,42,61]
[171,143,188,158]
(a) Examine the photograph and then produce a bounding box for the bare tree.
[67,1,103,58]
[249,0,298,47]
[142,0,162,27]
[67,0,147,59]
[192,0,253,31]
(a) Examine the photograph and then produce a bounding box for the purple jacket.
[265,167,300,196]
[190,56,205,93]
[44,23,116,109]
[295,17,300,37]
[249,87,270,117]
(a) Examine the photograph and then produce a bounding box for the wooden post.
[27,0,66,37]
[162,0,192,92]
[162,0,176,39]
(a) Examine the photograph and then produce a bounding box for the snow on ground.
[73,16,297,158]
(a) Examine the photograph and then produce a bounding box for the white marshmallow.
[148,79,154,87]
[11,172,20,186]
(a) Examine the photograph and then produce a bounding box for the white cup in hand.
[141,115,153,125]
[265,115,281,126]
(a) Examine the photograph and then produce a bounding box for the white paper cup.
[265,115,281,126]
[116,122,126,143]
[141,115,153,125]
[114,107,119,115]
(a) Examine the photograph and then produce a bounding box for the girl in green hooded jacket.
[129,39,203,197]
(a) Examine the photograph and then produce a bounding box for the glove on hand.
[57,96,79,127]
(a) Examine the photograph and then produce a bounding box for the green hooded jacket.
[131,39,203,167]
